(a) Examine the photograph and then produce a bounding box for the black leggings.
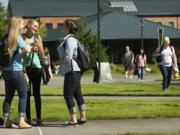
[26,67,42,120]
[64,71,85,114]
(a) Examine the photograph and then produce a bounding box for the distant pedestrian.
[42,47,51,85]
[135,49,147,82]
[93,58,99,83]
[123,46,134,79]
[52,19,86,126]
[155,36,179,91]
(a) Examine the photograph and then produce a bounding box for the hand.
[31,46,38,52]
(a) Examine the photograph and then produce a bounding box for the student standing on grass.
[123,46,134,79]
[23,19,44,125]
[155,36,179,91]
[135,48,147,82]
[2,16,34,129]
[52,19,86,126]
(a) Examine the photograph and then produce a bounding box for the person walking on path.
[155,36,179,91]
[23,19,44,125]
[42,47,51,85]
[135,48,147,82]
[2,16,33,129]
[123,46,134,79]
[52,19,86,126]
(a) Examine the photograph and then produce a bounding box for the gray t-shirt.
[123,51,134,66]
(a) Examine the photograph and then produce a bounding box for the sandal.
[19,122,32,129]
[4,120,19,129]
[77,119,87,125]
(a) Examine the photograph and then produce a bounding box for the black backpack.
[63,35,91,73]
[0,34,18,67]
[74,41,91,72]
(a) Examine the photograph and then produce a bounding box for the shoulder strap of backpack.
[170,46,174,53]
[159,45,163,53]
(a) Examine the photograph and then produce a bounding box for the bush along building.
[8,0,180,63]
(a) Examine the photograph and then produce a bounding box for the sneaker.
[36,119,42,126]
[77,120,87,125]
[27,119,31,125]
[140,80,144,82]
[164,88,168,92]
[138,78,141,82]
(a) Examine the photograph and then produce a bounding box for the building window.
[169,21,174,28]
[157,22,162,25]
[57,23,63,29]
[46,23,53,29]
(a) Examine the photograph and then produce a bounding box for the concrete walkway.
[1,118,180,135]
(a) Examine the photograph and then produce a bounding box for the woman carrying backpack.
[2,16,35,129]
[155,36,179,91]
[52,19,86,126]
[23,19,44,125]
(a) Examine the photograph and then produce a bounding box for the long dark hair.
[64,19,77,34]
[139,48,145,58]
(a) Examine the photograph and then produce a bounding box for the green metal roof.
[88,12,180,40]
[9,0,109,17]
[9,0,180,17]
[44,29,64,42]
[133,0,180,16]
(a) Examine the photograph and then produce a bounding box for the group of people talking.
[1,16,86,129]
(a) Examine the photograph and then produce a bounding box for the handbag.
[156,55,162,63]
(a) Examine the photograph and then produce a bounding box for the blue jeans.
[64,71,85,114]
[159,65,172,90]
[3,70,27,117]
[137,66,144,80]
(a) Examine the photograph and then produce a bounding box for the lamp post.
[97,0,101,83]
[140,19,144,49]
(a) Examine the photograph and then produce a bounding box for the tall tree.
[75,18,109,68]
[0,2,8,39]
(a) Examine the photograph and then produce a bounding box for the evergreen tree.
[75,18,109,68]
[37,19,47,39]
[0,2,8,39]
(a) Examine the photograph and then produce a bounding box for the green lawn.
[1,99,180,121]
[41,82,180,96]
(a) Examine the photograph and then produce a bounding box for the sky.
[0,0,8,7]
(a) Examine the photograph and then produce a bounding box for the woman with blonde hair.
[23,19,44,125]
[2,16,34,128]
[155,36,179,91]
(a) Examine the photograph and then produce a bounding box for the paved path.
[1,118,180,135]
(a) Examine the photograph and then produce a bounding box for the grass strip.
[1,99,180,121]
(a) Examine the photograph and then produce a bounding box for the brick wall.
[24,17,79,29]
[144,16,180,29]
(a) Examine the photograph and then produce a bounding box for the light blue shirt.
[57,34,80,75]
[4,35,25,71]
